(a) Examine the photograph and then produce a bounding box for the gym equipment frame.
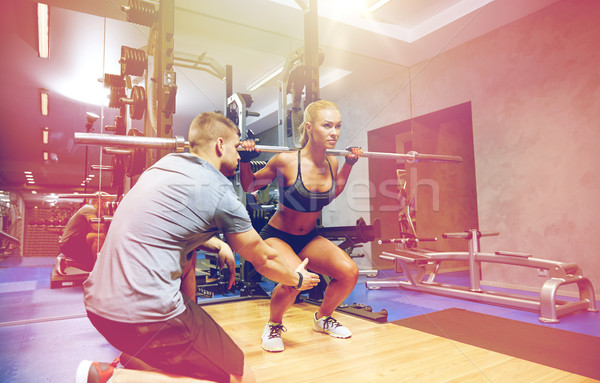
[367,229,598,323]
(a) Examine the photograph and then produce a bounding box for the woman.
[239,100,362,352]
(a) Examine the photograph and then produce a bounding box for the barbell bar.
[74,132,463,164]
[378,237,437,245]
[57,193,118,199]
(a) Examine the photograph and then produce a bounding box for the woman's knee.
[274,283,301,297]
[333,260,359,284]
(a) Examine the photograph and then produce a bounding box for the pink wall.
[332,0,600,294]
[407,0,600,293]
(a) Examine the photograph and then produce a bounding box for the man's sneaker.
[75,358,119,383]
[55,254,67,276]
[312,313,352,338]
[261,322,286,352]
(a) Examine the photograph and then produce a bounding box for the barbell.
[74,132,463,164]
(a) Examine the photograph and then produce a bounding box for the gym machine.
[367,229,598,323]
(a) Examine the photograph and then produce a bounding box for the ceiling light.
[42,127,49,144]
[37,3,49,59]
[31,191,38,195]
[367,0,390,13]
[43,151,49,161]
[85,112,100,132]
[40,89,49,115]
[247,65,284,92]
[24,171,32,175]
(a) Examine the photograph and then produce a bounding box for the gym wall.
[330,0,600,295]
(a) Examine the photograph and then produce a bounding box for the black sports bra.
[280,151,336,213]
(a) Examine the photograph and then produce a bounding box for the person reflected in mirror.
[56,192,109,274]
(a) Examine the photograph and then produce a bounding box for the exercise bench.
[366,229,598,323]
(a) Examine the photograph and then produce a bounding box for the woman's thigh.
[299,236,357,280]
[264,237,303,269]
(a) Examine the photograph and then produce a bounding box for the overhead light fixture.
[85,112,100,132]
[42,127,49,144]
[37,3,49,59]
[40,89,49,115]
[43,151,49,161]
[247,65,284,92]
[367,0,390,13]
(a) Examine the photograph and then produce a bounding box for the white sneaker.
[55,254,67,276]
[312,313,352,338]
[261,322,286,352]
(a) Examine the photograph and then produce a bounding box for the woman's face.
[307,108,342,149]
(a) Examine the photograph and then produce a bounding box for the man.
[56,192,108,274]
[77,112,320,383]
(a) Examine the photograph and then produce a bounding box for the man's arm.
[196,236,237,289]
[225,229,320,290]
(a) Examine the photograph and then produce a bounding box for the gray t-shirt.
[83,153,252,323]
[59,204,95,245]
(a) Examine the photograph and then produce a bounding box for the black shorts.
[87,296,243,382]
[259,224,318,254]
[59,235,95,271]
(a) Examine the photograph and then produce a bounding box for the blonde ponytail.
[298,122,309,147]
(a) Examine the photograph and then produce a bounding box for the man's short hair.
[188,112,240,154]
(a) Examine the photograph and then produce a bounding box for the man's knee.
[231,360,255,383]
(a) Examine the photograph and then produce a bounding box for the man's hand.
[294,258,320,291]
[216,242,236,289]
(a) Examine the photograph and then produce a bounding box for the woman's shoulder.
[269,151,297,167]
[326,154,339,169]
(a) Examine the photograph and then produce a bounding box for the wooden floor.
[204,300,598,383]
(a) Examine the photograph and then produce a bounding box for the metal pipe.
[103,148,132,155]
[75,132,182,150]
[90,165,113,171]
[74,132,463,164]
[57,193,118,199]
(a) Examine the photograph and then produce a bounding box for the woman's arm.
[334,147,362,198]
[239,148,282,192]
